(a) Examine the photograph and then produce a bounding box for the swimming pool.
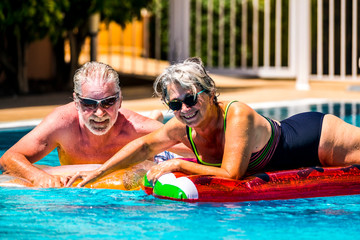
[1,99,360,239]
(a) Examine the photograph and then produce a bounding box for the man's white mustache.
[89,116,110,122]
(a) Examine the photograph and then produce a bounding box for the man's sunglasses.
[166,89,205,111]
[76,93,119,110]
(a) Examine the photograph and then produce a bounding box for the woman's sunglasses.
[166,89,205,111]
[76,93,119,110]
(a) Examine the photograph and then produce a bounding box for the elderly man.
[0,62,189,188]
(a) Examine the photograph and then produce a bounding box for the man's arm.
[0,106,72,187]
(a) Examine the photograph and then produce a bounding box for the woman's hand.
[65,169,103,187]
[146,159,181,185]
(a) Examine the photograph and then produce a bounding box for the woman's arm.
[146,158,235,184]
[220,102,257,179]
[66,119,183,187]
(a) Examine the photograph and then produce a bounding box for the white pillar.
[169,0,190,63]
[295,0,310,90]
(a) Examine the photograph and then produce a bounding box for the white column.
[295,0,310,90]
[340,0,346,79]
[352,0,358,79]
[169,0,190,63]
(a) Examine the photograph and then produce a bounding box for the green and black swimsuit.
[186,101,281,174]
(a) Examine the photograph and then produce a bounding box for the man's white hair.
[73,62,121,95]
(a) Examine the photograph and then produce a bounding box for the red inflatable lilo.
[142,165,360,202]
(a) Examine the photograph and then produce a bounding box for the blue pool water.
[1,100,360,239]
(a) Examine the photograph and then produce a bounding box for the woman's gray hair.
[153,57,218,103]
[73,62,120,95]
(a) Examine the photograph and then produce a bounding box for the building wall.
[27,37,55,80]
[28,19,145,80]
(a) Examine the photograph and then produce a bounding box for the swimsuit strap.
[186,126,199,163]
[224,100,239,131]
[186,100,238,167]
[186,126,221,166]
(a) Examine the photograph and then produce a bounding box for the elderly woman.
[67,57,360,187]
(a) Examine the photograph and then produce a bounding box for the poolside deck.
[1,74,360,122]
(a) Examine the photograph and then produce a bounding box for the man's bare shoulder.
[8,103,79,153]
[117,108,164,133]
[40,102,79,130]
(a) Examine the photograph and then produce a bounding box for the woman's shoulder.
[220,100,256,116]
